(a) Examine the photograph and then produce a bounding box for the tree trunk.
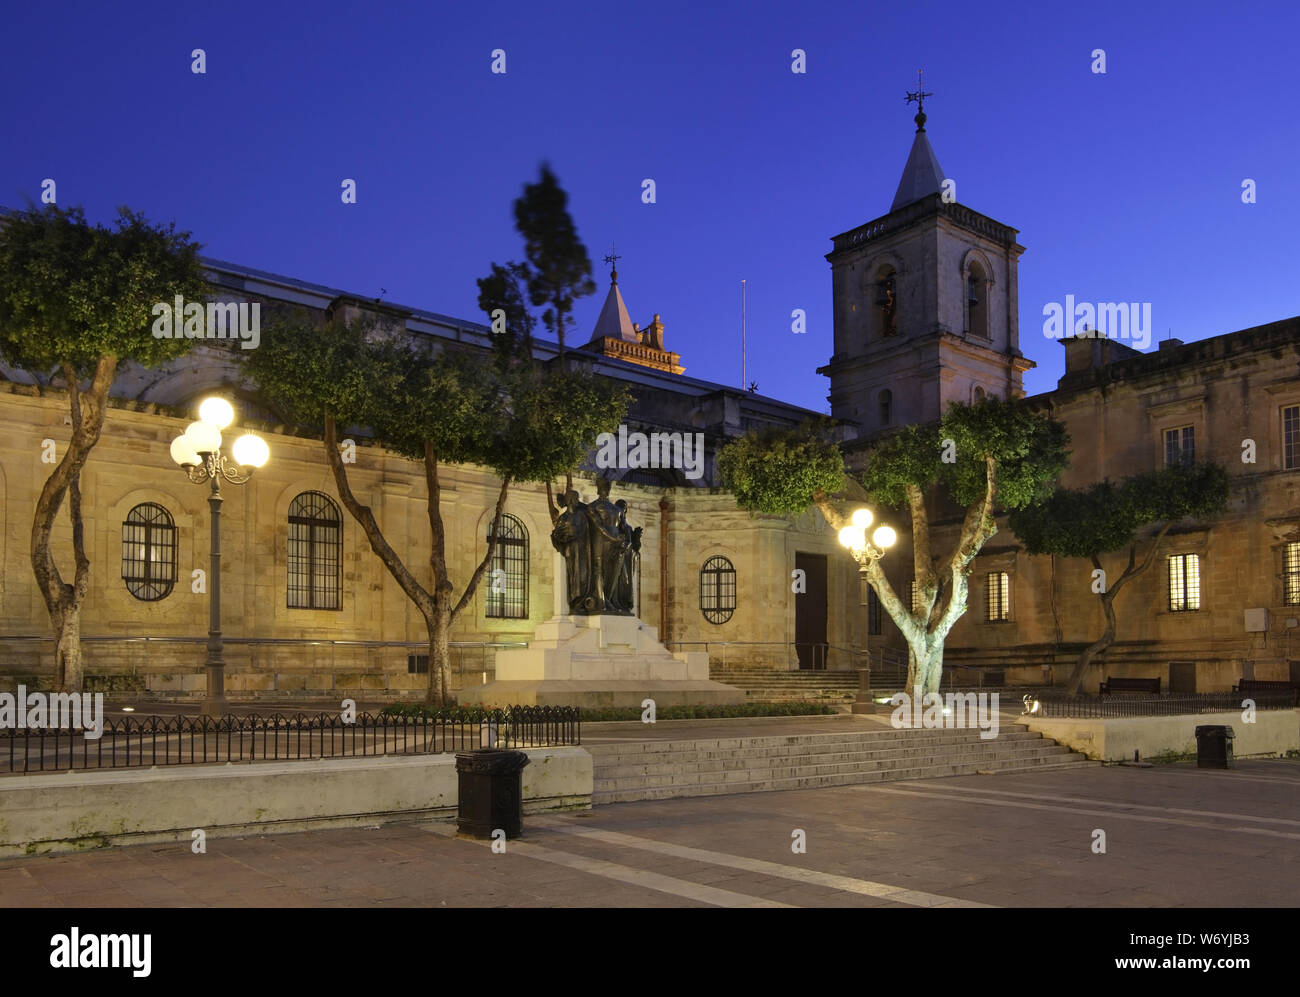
[426,603,453,707]
[31,358,116,693]
[1064,530,1172,696]
[53,606,83,692]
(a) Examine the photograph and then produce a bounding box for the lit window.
[1285,542,1300,607]
[1283,406,1299,470]
[287,491,342,610]
[1164,426,1194,468]
[121,503,176,601]
[700,556,736,625]
[986,571,1010,622]
[1168,554,1201,612]
[486,514,528,619]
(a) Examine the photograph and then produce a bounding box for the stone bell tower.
[817,80,1034,443]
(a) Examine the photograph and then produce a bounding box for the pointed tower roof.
[589,268,639,344]
[891,75,946,212]
[890,115,946,212]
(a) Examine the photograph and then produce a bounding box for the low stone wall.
[0,746,592,858]
[1024,710,1298,762]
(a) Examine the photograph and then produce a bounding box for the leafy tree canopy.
[861,397,1070,510]
[1009,462,1230,558]
[0,204,207,375]
[717,418,846,516]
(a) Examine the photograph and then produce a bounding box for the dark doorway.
[795,553,828,669]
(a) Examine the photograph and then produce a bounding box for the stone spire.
[589,274,639,344]
[580,254,685,374]
[890,72,946,212]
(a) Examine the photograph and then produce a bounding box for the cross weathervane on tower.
[603,243,622,284]
[904,69,934,130]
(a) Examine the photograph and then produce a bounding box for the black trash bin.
[455,749,530,839]
[1194,725,1234,769]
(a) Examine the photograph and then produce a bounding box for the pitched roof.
[890,126,946,212]
[589,278,639,343]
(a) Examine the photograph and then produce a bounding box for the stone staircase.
[709,668,859,703]
[589,724,1097,804]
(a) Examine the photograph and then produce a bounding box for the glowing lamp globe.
[184,420,221,454]
[850,508,873,529]
[198,397,235,430]
[170,436,200,467]
[837,525,865,551]
[231,433,269,469]
[872,526,897,549]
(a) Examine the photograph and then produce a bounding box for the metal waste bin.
[1194,725,1234,769]
[455,749,530,838]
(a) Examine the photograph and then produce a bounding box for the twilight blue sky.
[3,0,1296,409]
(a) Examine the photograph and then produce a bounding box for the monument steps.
[708,668,862,702]
[589,724,1097,803]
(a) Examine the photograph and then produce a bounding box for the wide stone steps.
[709,669,860,702]
[589,724,1097,803]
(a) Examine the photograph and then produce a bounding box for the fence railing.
[0,636,528,690]
[0,707,580,775]
[1027,692,1297,719]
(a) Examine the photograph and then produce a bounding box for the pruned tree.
[1008,463,1229,695]
[245,314,627,704]
[511,163,596,355]
[0,205,207,691]
[718,400,1069,693]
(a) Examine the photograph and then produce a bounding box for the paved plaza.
[2,757,1297,908]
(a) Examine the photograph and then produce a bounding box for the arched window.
[287,491,342,610]
[700,556,736,625]
[122,503,176,601]
[486,513,528,619]
[874,268,899,337]
[879,389,893,427]
[967,262,988,339]
[973,385,986,404]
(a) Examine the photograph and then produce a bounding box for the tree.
[0,205,207,692]
[717,399,1069,693]
[244,314,627,704]
[511,164,596,355]
[1008,463,1229,695]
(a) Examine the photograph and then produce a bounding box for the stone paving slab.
[1,758,1297,907]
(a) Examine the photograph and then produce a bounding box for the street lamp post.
[170,397,269,718]
[836,508,897,716]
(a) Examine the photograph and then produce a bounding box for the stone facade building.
[1,108,1295,700]
[0,256,860,700]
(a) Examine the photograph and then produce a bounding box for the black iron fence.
[0,707,580,775]
[1027,692,1297,719]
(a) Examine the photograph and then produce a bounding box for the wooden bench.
[1099,677,1161,695]
[1233,680,1300,704]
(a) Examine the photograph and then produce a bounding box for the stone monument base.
[459,615,744,709]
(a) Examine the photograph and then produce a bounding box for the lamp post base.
[851,666,876,714]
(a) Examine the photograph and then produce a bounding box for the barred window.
[1283,405,1299,470]
[879,389,893,427]
[1168,553,1201,612]
[700,556,736,625]
[1164,425,1194,468]
[122,503,176,601]
[287,491,342,610]
[986,571,1010,622]
[486,513,528,619]
[1285,542,1300,606]
[868,586,882,636]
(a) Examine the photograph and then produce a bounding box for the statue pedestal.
[459,615,745,709]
